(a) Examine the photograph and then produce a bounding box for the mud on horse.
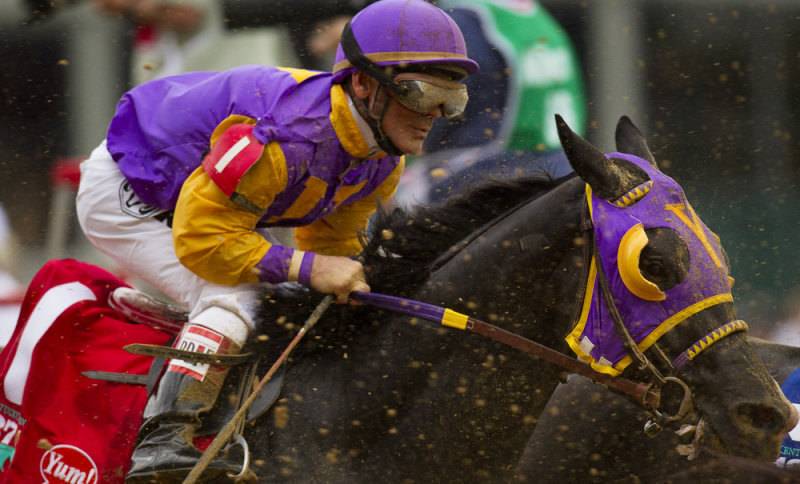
[225,115,796,482]
[518,337,800,482]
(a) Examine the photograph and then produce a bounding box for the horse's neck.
[416,177,585,338]
[258,179,587,481]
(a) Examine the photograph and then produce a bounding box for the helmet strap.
[341,22,406,96]
[341,20,412,156]
[368,87,404,156]
[346,74,404,156]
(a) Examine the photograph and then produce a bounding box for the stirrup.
[109,287,187,334]
[225,434,251,480]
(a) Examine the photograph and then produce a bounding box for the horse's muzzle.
[779,396,799,437]
[726,389,799,460]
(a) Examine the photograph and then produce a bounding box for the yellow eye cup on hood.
[617,224,666,301]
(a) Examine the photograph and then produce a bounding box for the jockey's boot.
[126,320,245,483]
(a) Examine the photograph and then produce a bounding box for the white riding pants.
[76,141,271,346]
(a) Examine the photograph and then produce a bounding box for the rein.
[353,285,744,434]
[350,291,660,411]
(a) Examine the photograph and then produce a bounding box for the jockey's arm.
[171,161,277,287]
[293,158,403,301]
[172,124,390,302]
[173,122,304,288]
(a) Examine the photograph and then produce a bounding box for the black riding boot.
[126,331,242,483]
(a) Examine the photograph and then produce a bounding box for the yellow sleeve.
[294,158,404,256]
[172,144,288,285]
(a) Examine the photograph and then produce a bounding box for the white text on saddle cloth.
[167,324,223,381]
[40,444,98,484]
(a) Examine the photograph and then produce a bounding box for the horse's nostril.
[733,402,788,434]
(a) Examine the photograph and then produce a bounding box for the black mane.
[252,174,568,340]
[363,174,572,296]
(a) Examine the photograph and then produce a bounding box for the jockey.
[775,366,800,469]
[75,0,478,481]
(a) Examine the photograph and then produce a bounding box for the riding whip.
[183,294,335,483]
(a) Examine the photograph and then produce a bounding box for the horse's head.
[556,114,798,461]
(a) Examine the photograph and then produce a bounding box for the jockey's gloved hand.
[309,254,370,304]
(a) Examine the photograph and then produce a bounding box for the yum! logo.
[40,445,98,484]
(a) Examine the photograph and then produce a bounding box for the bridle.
[573,189,747,434]
[355,182,747,438]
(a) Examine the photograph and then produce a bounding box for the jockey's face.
[351,70,457,155]
[380,89,443,155]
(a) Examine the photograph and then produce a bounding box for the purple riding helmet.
[331,0,479,155]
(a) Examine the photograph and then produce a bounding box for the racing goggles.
[391,72,469,118]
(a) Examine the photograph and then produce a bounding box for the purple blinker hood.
[565,153,734,376]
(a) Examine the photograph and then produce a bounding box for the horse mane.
[252,173,569,340]
[362,173,573,296]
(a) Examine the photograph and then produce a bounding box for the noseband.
[672,320,748,370]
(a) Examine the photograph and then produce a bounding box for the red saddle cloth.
[0,259,171,483]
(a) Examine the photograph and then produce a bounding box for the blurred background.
[0,0,799,342]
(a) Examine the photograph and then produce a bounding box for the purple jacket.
[106,65,403,285]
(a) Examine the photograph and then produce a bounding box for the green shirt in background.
[442,0,587,151]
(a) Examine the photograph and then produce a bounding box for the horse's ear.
[615,115,658,168]
[556,114,647,201]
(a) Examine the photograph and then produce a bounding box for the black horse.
[517,337,800,483]
[231,116,795,483]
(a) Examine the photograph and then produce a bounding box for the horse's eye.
[639,228,690,291]
[640,259,667,280]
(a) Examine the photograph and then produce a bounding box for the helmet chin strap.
[348,82,405,156]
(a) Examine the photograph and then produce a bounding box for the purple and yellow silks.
[106,65,403,285]
[107,65,401,220]
[565,153,734,376]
